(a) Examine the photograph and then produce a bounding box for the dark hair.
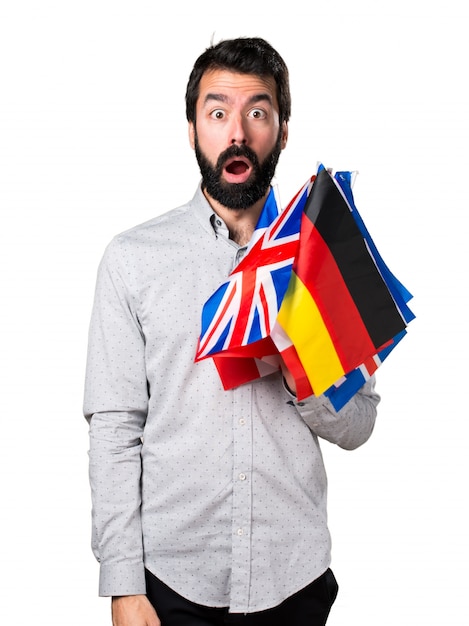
[185,37,291,125]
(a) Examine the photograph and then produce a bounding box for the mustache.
[215,144,260,170]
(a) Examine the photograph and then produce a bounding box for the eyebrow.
[203,93,274,107]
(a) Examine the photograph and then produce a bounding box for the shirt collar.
[190,181,275,242]
[190,182,230,240]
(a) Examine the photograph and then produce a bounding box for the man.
[84,37,380,626]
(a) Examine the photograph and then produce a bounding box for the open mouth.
[223,156,252,184]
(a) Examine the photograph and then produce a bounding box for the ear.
[281,121,288,150]
[188,121,195,150]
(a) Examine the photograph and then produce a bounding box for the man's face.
[189,70,288,210]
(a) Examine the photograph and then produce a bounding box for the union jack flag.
[195,178,314,361]
[195,165,414,411]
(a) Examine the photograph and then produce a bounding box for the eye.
[210,109,225,120]
[249,108,267,120]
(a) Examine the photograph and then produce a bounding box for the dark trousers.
[145,568,338,626]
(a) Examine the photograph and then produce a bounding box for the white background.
[1,1,467,624]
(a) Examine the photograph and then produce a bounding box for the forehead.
[197,69,279,109]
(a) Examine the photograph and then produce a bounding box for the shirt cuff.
[282,376,297,397]
[99,561,147,597]
[282,377,333,413]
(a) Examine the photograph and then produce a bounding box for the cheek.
[196,126,227,158]
[256,128,281,155]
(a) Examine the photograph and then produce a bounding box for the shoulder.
[99,185,214,272]
[114,204,192,247]
[108,185,213,252]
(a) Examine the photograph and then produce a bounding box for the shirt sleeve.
[283,377,380,450]
[83,238,148,596]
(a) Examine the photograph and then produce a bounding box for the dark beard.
[194,131,283,210]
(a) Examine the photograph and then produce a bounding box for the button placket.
[230,384,254,611]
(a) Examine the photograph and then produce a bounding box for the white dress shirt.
[84,184,380,613]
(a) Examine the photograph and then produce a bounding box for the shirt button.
[237,528,244,536]
[239,418,246,426]
[238,473,246,481]
[216,219,222,226]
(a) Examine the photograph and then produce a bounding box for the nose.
[231,136,247,145]
[230,115,248,145]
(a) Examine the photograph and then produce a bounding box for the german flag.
[276,167,407,397]
[196,165,414,409]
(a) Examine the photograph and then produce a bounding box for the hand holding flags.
[195,165,414,411]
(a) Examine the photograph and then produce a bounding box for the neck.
[204,189,269,246]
